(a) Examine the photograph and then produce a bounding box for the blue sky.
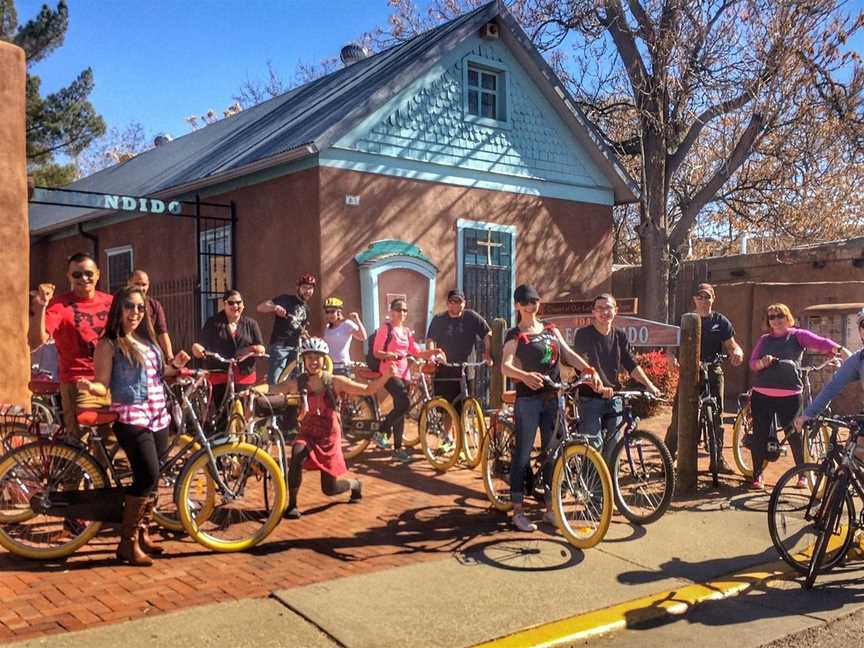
[17,0,395,140]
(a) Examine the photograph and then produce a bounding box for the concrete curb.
[471,560,792,647]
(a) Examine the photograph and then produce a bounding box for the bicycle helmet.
[297,273,317,287]
[298,337,329,357]
[324,296,344,309]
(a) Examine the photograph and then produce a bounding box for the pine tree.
[1,0,105,186]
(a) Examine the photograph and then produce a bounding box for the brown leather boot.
[138,499,164,556]
[117,495,153,566]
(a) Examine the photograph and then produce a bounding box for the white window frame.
[104,245,133,294]
[463,56,511,129]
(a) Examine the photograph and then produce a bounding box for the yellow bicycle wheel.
[731,403,755,477]
[419,398,460,472]
[551,443,613,549]
[0,443,107,559]
[480,418,515,511]
[460,398,486,469]
[152,434,216,532]
[340,395,374,460]
[177,441,286,552]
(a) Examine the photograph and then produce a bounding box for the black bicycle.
[696,354,726,487]
[767,414,864,588]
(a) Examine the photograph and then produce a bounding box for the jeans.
[510,395,558,505]
[267,343,297,386]
[579,396,623,464]
[114,423,168,497]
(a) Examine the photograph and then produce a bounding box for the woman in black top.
[501,284,600,533]
[192,290,265,426]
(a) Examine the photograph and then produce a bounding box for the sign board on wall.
[543,315,681,348]
[539,298,638,316]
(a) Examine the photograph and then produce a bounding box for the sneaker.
[283,507,301,520]
[747,476,764,491]
[434,439,455,457]
[372,432,391,450]
[512,512,537,532]
[349,480,362,502]
[392,448,412,463]
[794,475,808,490]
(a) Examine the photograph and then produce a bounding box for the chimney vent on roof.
[153,133,173,147]
[480,22,499,40]
[340,43,371,67]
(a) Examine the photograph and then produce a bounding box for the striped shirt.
[110,344,170,430]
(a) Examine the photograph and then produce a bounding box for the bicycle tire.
[419,398,461,472]
[340,395,374,460]
[151,434,215,532]
[551,443,613,549]
[731,402,755,477]
[176,441,286,552]
[0,442,107,559]
[609,430,675,525]
[801,424,833,490]
[703,406,720,486]
[804,472,849,589]
[459,398,486,469]
[403,386,422,447]
[768,462,854,575]
[480,417,515,511]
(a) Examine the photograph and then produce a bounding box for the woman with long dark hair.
[77,286,189,565]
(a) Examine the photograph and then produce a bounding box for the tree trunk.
[637,132,670,323]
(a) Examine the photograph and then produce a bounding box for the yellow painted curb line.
[472,566,789,648]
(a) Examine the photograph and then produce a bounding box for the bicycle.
[602,390,675,524]
[419,361,489,471]
[731,357,839,480]
[695,354,727,488]
[767,415,864,588]
[480,375,614,549]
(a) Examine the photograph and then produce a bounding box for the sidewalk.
[3,409,860,646]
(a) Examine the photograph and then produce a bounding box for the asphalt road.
[759,607,864,647]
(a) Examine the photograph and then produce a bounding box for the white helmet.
[299,336,329,357]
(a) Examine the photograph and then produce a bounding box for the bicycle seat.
[502,391,517,405]
[253,394,300,416]
[76,409,118,426]
[355,367,381,381]
[29,379,60,395]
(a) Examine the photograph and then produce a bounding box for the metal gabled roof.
[30,0,638,235]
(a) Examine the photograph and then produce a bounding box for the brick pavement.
[0,409,787,644]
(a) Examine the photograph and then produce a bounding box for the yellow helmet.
[324,296,343,309]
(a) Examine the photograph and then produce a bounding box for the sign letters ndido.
[103,194,182,215]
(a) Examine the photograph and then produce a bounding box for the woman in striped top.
[78,286,189,565]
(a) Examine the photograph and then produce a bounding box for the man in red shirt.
[30,252,113,435]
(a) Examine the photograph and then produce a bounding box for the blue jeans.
[510,395,558,505]
[579,396,623,464]
[267,343,297,386]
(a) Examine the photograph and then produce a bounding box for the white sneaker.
[512,512,537,532]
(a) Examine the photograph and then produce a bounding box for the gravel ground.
[759,608,864,647]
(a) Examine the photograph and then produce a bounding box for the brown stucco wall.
[0,42,31,408]
[318,166,613,326]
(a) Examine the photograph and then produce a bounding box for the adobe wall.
[318,166,613,335]
[0,42,31,408]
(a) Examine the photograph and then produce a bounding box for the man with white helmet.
[269,336,394,519]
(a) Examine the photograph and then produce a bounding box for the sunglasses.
[767,313,786,321]
[517,298,540,306]
[70,271,96,280]
[226,300,243,306]
[324,308,340,314]
[123,301,146,313]
[392,308,408,313]
[694,294,712,300]
[448,299,464,305]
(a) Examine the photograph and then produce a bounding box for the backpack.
[365,323,394,373]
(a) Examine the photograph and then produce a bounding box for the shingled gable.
[29,0,637,236]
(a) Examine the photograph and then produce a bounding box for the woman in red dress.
[276,337,394,518]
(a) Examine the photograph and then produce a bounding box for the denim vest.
[110,342,162,405]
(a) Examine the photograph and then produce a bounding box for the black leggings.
[114,423,168,497]
[382,378,411,449]
[750,391,802,481]
[287,443,353,495]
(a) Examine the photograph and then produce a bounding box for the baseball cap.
[513,284,540,303]
[695,283,715,299]
[447,289,465,302]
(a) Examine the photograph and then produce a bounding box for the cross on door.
[475,229,504,265]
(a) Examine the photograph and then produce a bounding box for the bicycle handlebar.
[771,357,841,373]
[614,389,668,403]
[542,374,596,392]
[437,361,491,369]
[203,350,269,365]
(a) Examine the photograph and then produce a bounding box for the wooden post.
[489,318,507,409]
[676,312,701,493]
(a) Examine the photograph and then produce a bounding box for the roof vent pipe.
[340,43,371,67]
[154,133,173,147]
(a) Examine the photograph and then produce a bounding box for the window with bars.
[105,246,133,294]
